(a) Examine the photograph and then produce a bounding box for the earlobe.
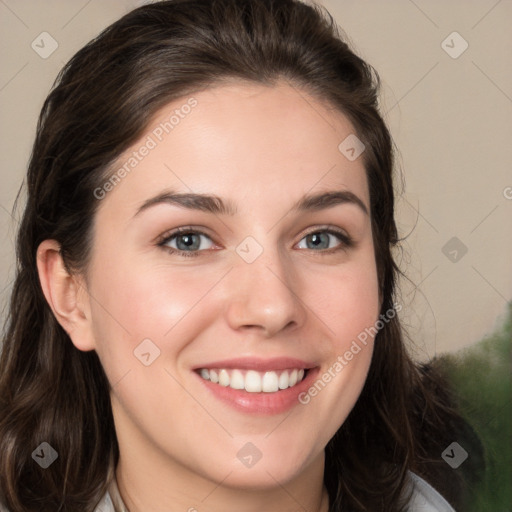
[36,239,96,352]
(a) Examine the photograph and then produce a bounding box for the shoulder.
[93,477,128,512]
[406,471,456,512]
[93,490,116,512]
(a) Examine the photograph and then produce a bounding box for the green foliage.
[436,303,512,511]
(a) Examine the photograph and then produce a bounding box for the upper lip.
[193,357,317,372]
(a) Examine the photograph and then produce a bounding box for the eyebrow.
[293,190,368,216]
[134,189,369,218]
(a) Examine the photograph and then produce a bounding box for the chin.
[221,462,309,490]
[213,442,321,490]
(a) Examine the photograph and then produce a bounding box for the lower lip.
[195,368,320,415]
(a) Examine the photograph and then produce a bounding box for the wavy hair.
[0,1,472,510]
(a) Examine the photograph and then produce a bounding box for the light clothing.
[92,471,455,512]
[405,472,456,511]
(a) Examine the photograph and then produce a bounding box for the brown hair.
[0,1,472,510]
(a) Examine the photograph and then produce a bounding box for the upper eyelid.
[156,226,212,242]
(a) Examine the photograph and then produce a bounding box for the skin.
[37,81,381,512]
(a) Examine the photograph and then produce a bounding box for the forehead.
[97,81,369,219]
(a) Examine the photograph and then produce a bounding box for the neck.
[114,446,330,512]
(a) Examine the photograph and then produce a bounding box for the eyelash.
[156,227,212,258]
[156,226,353,258]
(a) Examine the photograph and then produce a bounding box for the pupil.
[310,233,328,249]
[178,234,198,250]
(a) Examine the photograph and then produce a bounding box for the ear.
[36,239,96,352]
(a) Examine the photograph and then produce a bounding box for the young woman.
[0,0,473,510]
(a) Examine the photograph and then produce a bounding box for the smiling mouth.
[196,368,308,393]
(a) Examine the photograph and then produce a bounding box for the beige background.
[0,0,511,358]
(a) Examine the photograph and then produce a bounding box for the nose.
[223,246,307,338]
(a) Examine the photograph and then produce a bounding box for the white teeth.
[262,371,279,393]
[245,370,262,392]
[198,368,307,393]
[278,371,289,389]
[230,369,245,390]
[219,369,230,387]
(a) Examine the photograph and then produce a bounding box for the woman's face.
[83,81,380,493]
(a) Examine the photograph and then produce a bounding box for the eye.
[296,228,352,252]
[158,228,215,257]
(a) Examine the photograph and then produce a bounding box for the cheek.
[315,254,380,347]
[330,261,380,388]
[86,252,229,382]
[298,251,380,439]
[89,254,212,336]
